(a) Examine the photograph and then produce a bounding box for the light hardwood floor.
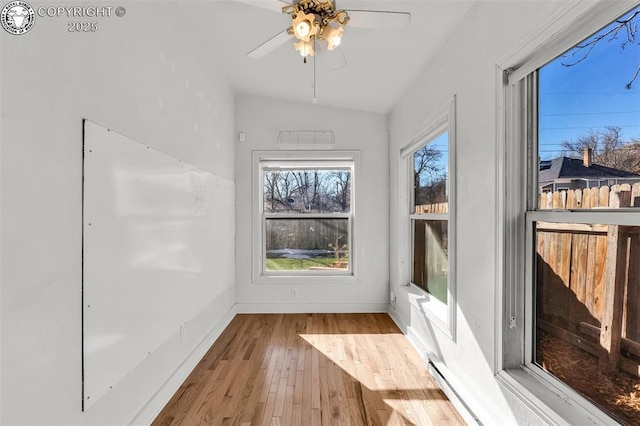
[152,313,465,425]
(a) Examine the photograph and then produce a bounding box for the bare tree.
[330,171,350,212]
[265,169,353,213]
[561,8,639,89]
[264,170,280,212]
[413,145,447,206]
[264,170,297,212]
[292,170,328,212]
[561,126,640,173]
[413,145,443,189]
[415,176,448,206]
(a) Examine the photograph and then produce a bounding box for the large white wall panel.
[82,121,234,408]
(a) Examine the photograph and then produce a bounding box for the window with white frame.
[411,132,450,302]
[502,3,640,424]
[401,98,456,336]
[255,154,356,279]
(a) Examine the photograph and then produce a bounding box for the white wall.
[0,3,235,424]
[0,0,597,424]
[388,1,576,424]
[235,94,389,311]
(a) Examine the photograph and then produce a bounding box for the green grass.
[266,257,349,271]
[427,274,448,304]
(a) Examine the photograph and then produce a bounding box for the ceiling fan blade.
[316,41,347,70]
[232,0,291,13]
[247,29,293,58]
[345,10,411,30]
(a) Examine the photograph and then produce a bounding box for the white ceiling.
[199,0,476,113]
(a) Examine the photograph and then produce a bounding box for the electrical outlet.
[291,288,297,298]
[390,290,396,303]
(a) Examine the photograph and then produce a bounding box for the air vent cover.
[278,130,335,150]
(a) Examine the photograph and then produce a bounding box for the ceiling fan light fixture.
[292,11,318,42]
[294,39,315,57]
[322,25,343,50]
[295,20,311,37]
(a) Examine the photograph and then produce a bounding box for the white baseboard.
[387,305,483,425]
[236,302,388,313]
[129,303,238,425]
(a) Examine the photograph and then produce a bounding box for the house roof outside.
[539,156,640,191]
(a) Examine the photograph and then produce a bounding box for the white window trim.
[252,150,360,285]
[399,97,456,339]
[496,1,640,424]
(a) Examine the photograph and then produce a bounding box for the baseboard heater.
[426,360,482,425]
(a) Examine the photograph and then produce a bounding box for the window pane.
[263,169,351,213]
[413,132,448,213]
[265,218,349,271]
[412,219,447,303]
[534,222,640,424]
[537,6,640,210]
[531,8,640,422]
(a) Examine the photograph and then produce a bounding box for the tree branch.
[626,63,640,90]
[561,10,639,89]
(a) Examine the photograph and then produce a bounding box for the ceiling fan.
[238,0,411,66]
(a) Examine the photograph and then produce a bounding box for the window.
[411,132,449,303]
[253,152,358,282]
[502,3,640,424]
[400,98,456,336]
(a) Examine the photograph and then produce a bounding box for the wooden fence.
[539,182,640,209]
[414,202,448,213]
[416,184,640,374]
[536,183,640,376]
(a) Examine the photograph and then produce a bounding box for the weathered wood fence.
[536,183,640,376]
[416,184,640,374]
[414,203,448,213]
[539,182,640,209]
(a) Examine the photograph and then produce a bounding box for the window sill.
[497,368,618,426]
[403,282,454,340]
[252,273,359,285]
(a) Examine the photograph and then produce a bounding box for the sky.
[415,6,640,178]
[538,6,640,160]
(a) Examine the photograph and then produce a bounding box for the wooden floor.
[153,313,465,426]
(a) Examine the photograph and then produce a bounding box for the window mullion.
[528,210,639,226]
[264,213,352,219]
[526,72,539,212]
[410,213,448,221]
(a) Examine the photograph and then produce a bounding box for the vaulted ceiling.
[196,0,476,113]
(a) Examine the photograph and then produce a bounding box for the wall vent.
[277,130,335,150]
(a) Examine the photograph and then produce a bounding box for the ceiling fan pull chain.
[313,37,317,103]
